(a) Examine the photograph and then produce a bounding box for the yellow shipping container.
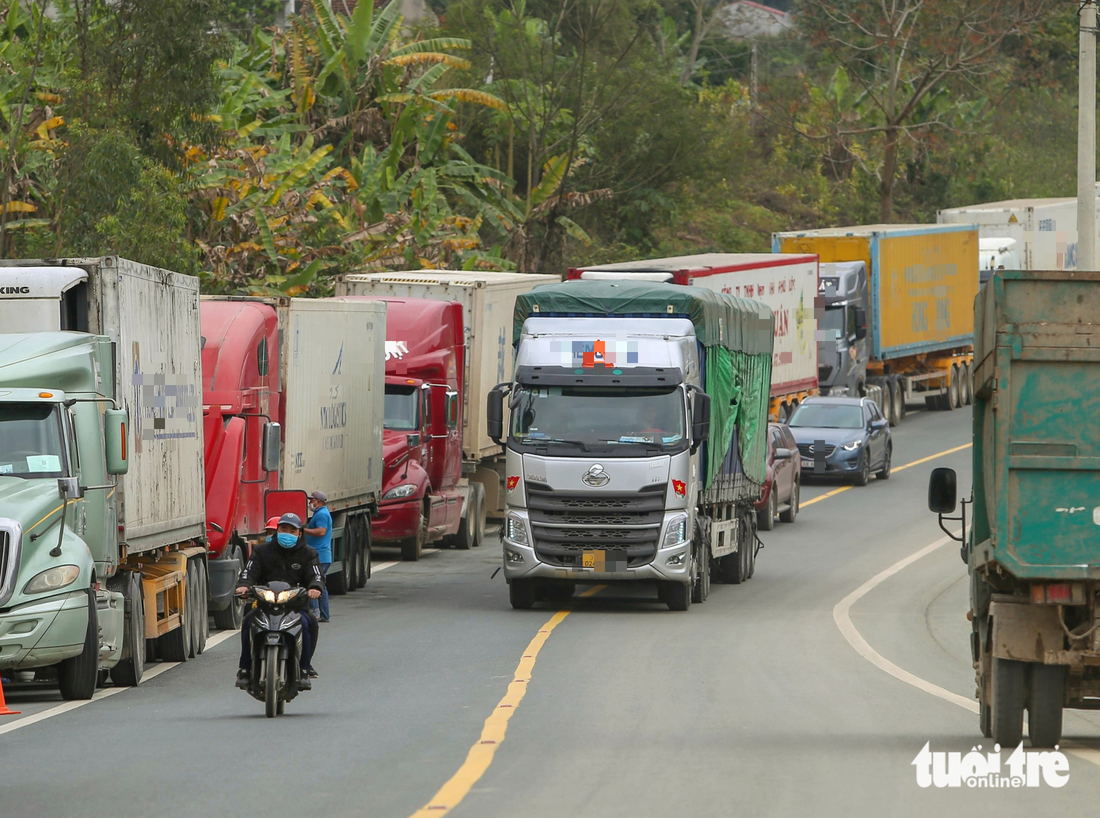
[773,224,978,360]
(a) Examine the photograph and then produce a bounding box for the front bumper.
[0,590,89,670]
[501,537,692,584]
[800,446,864,475]
[372,499,422,543]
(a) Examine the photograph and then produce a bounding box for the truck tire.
[58,589,98,701]
[455,490,477,550]
[747,529,758,579]
[757,491,776,531]
[691,540,710,603]
[509,579,536,610]
[357,517,371,586]
[401,508,427,562]
[187,559,206,657]
[962,362,973,405]
[947,366,960,410]
[213,545,245,631]
[159,570,192,662]
[345,521,361,592]
[889,377,903,425]
[472,484,487,548]
[878,379,894,425]
[1028,664,1065,748]
[992,657,1026,748]
[111,572,145,687]
[665,581,691,611]
[780,479,799,523]
[980,701,992,738]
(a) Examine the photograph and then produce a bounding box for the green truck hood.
[0,332,108,395]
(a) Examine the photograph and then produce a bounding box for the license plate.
[582,550,600,568]
[801,459,813,469]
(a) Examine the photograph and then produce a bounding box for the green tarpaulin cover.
[513,280,774,487]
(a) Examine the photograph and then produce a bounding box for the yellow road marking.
[409,585,605,818]
[891,442,971,473]
[799,443,971,508]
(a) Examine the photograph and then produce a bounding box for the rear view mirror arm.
[937,497,968,546]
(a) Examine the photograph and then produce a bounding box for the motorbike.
[239,582,311,717]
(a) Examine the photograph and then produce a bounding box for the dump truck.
[567,253,819,421]
[0,258,207,697]
[928,269,1100,749]
[772,224,979,424]
[335,271,558,528]
[488,280,773,611]
[201,296,385,625]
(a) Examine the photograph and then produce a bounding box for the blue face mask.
[276,532,297,548]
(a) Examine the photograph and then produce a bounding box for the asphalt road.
[3,405,1100,817]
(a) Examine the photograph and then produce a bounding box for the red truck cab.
[200,299,281,628]
[345,297,465,560]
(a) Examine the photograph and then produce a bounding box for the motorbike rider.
[235,513,323,689]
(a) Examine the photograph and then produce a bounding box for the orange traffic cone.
[0,674,21,716]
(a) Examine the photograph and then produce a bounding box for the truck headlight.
[505,513,529,545]
[841,440,862,452]
[383,483,417,501]
[662,514,688,547]
[23,565,81,595]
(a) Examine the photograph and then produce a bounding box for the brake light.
[1030,582,1084,605]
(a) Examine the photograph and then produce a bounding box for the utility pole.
[1078,0,1096,271]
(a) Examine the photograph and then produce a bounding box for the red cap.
[265,516,280,531]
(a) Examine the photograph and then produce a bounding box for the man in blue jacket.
[304,490,333,622]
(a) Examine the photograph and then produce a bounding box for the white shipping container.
[571,254,819,396]
[0,257,205,553]
[938,197,1096,270]
[336,271,559,462]
[277,298,385,511]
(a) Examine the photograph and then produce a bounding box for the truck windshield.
[788,403,863,429]
[819,306,846,338]
[384,385,419,431]
[510,385,685,449]
[0,403,67,478]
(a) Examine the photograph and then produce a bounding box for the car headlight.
[383,483,418,501]
[276,589,300,603]
[257,588,276,603]
[662,514,688,547]
[841,440,862,451]
[23,564,80,595]
[505,512,529,545]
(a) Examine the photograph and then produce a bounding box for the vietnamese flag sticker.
[506,476,520,493]
[672,479,686,497]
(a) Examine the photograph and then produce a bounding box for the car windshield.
[0,403,67,478]
[384,385,418,431]
[788,403,863,430]
[510,385,685,448]
[818,306,845,338]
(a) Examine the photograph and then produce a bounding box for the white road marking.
[0,628,239,736]
[834,531,1100,767]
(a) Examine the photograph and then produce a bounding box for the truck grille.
[0,529,13,607]
[797,443,835,458]
[526,483,664,568]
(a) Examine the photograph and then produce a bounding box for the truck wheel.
[357,517,371,586]
[187,559,207,657]
[345,522,361,592]
[58,590,98,701]
[757,491,776,531]
[159,569,193,662]
[853,451,870,487]
[1028,664,1065,748]
[747,528,758,580]
[691,541,710,603]
[509,579,536,610]
[889,377,903,425]
[878,379,894,425]
[962,363,973,405]
[401,509,427,562]
[780,479,799,523]
[992,657,1026,748]
[455,490,477,550]
[472,484,487,548]
[213,545,245,631]
[980,701,992,738]
[665,581,691,612]
[946,367,960,410]
[111,573,145,687]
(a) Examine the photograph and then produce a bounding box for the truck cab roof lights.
[514,365,683,387]
[38,392,53,398]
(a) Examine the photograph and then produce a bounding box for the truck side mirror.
[105,408,129,475]
[487,384,507,444]
[262,422,282,473]
[691,392,711,453]
[854,307,867,341]
[928,467,957,514]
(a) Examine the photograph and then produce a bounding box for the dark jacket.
[237,536,324,592]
